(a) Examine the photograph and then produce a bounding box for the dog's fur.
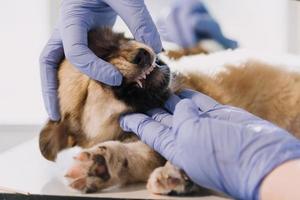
[40,29,170,161]
[180,62,300,137]
[39,28,300,194]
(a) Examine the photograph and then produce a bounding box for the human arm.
[260,159,300,200]
[40,0,162,120]
[120,89,300,200]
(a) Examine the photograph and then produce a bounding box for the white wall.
[121,0,290,54]
[0,0,292,125]
[288,0,300,54]
[202,0,289,53]
[0,1,52,124]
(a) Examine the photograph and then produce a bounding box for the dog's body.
[39,28,300,194]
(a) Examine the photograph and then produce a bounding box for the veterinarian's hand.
[40,0,162,121]
[120,89,300,200]
[157,0,238,49]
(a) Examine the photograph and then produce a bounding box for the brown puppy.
[39,28,300,195]
[40,28,171,192]
[40,28,170,161]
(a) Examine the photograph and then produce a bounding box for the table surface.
[0,126,228,200]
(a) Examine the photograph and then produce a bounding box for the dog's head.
[88,28,171,111]
[39,29,171,161]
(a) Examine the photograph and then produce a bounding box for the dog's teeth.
[145,67,153,75]
[142,74,146,79]
[136,80,143,88]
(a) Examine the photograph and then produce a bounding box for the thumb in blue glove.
[40,0,162,121]
[120,89,300,200]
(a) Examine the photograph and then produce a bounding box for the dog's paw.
[65,141,128,193]
[147,163,195,195]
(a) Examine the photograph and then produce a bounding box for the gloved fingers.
[207,106,265,126]
[156,0,210,47]
[39,28,64,121]
[40,27,64,65]
[147,108,173,127]
[103,0,162,53]
[219,38,238,50]
[178,89,220,112]
[173,99,202,130]
[156,18,172,44]
[194,15,238,49]
[164,94,182,114]
[60,22,123,86]
[120,113,175,160]
[42,85,61,121]
[166,4,197,47]
[120,113,169,136]
[209,28,238,49]
[194,14,220,39]
[175,0,210,47]
[178,90,260,124]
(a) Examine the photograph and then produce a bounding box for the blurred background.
[0,0,299,129]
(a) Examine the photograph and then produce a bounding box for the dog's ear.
[88,28,127,61]
[39,121,75,161]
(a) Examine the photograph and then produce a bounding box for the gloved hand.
[120,89,300,200]
[40,0,162,121]
[157,0,238,49]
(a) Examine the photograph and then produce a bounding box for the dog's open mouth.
[134,62,158,88]
[112,57,170,111]
[133,58,170,90]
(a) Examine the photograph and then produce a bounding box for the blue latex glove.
[40,0,162,121]
[120,89,300,200]
[157,0,238,49]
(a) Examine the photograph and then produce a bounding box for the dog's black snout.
[132,48,152,68]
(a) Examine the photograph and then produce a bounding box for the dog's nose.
[132,48,152,68]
